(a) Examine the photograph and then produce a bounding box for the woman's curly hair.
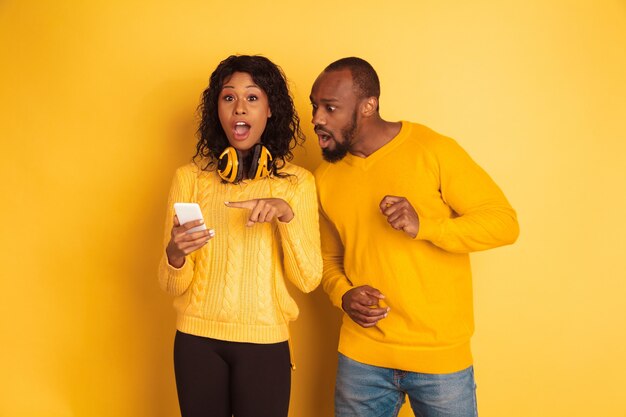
[194,55,305,175]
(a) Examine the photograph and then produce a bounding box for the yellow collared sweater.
[158,162,322,344]
[315,121,519,374]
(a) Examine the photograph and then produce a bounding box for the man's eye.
[327,106,336,112]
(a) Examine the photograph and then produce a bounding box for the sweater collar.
[342,121,411,169]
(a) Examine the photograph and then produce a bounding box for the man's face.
[310,69,359,162]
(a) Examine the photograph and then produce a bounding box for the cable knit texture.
[158,161,322,344]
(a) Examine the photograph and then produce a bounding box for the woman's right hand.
[166,215,215,268]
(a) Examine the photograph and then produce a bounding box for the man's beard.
[321,111,357,163]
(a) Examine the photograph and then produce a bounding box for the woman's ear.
[268,107,272,118]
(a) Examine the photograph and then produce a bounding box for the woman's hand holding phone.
[167,204,215,268]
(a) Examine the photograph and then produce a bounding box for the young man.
[311,57,519,417]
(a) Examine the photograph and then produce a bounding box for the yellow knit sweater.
[315,121,519,373]
[158,162,322,344]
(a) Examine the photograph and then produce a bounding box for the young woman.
[158,55,322,417]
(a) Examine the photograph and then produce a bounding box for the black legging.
[174,331,291,417]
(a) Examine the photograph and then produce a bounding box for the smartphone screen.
[173,203,207,234]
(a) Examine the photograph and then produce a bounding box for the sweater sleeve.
[318,208,353,309]
[416,136,520,253]
[276,171,323,293]
[157,165,196,296]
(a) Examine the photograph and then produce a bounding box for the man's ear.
[360,97,378,117]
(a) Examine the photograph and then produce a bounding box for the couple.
[158,55,519,417]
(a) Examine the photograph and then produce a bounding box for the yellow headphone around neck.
[217,143,273,183]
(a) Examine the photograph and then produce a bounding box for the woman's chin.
[228,138,262,154]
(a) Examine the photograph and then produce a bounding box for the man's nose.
[312,111,325,126]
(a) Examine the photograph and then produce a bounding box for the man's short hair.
[325,57,380,100]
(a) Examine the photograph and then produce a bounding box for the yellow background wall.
[1,1,625,416]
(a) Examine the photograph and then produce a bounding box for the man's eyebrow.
[310,95,339,103]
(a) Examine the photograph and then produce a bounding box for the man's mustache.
[314,126,334,138]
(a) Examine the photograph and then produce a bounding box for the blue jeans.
[335,353,478,417]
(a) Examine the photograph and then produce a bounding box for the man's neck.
[350,118,402,158]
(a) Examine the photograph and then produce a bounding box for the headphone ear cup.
[217,147,244,183]
[248,144,273,180]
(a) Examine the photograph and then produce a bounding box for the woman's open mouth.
[233,121,251,140]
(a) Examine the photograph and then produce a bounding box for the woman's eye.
[248,95,258,102]
[223,95,234,102]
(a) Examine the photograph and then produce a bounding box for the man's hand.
[342,285,390,328]
[379,195,420,238]
[225,198,294,227]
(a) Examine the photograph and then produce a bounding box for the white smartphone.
[174,203,207,234]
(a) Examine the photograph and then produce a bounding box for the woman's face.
[218,71,272,155]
